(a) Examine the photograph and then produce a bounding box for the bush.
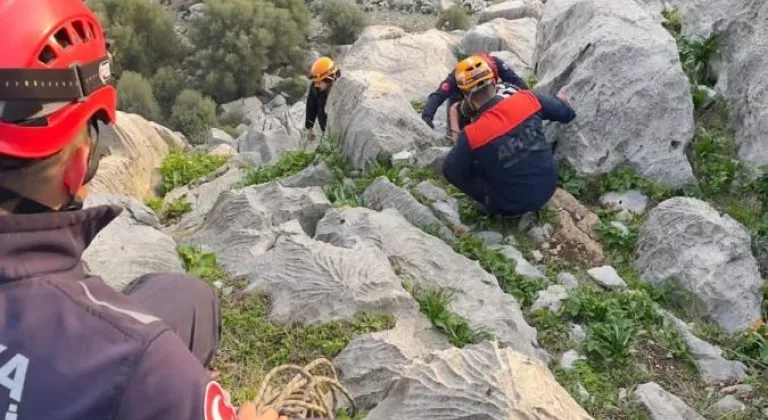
[87,0,185,78]
[116,71,160,121]
[188,0,310,103]
[275,76,309,104]
[169,89,217,144]
[437,5,470,31]
[152,66,185,117]
[318,0,367,45]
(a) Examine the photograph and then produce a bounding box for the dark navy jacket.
[305,84,329,132]
[0,206,223,420]
[443,90,576,215]
[421,55,529,123]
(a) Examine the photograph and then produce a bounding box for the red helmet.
[0,0,117,159]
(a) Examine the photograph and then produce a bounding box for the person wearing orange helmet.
[0,1,281,419]
[304,56,341,142]
[442,56,576,216]
[421,51,528,137]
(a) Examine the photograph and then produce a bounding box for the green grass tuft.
[159,150,228,196]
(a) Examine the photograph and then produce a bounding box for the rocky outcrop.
[342,26,460,100]
[477,0,543,23]
[83,195,185,291]
[364,342,594,420]
[315,207,546,361]
[245,220,418,324]
[635,382,706,420]
[462,18,537,75]
[362,177,456,243]
[175,182,332,276]
[535,0,695,187]
[326,70,443,170]
[658,310,747,383]
[90,112,186,199]
[635,197,763,332]
[236,96,305,166]
[543,189,606,266]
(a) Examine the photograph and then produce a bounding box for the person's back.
[442,55,575,216]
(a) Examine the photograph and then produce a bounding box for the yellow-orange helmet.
[309,56,340,85]
[454,55,495,93]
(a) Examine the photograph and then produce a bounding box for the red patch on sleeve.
[440,82,451,93]
[204,381,239,420]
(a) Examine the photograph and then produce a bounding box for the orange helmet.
[454,55,495,94]
[309,57,339,85]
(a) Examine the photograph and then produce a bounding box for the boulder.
[462,18,537,75]
[587,266,628,290]
[658,310,747,383]
[278,162,334,188]
[477,0,543,23]
[82,195,185,291]
[209,143,237,158]
[635,197,763,332]
[166,165,245,236]
[490,245,545,278]
[326,70,442,170]
[599,190,649,214]
[176,183,332,276]
[237,121,300,165]
[362,177,456,243]
[315,207,546,361]
[635,382,706,420]
[717,2,768,169]
[245,220,418,324]
[342,26,460,100]
[535,0,695,187]
[90,112,186,199]
[207,128,235,146]
[544,189,606,266]
[412,146,450,174]
[365,341,594,420]
[220,96,264,123]
[335,315,452,410]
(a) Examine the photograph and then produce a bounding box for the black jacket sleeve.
[534,92,576,123]
[422,73,460,122]
[493,57,529,90]
[305,86,318,130]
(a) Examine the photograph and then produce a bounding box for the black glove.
[422,116,434,129]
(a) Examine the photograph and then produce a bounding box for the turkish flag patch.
[204,381,238,420]
[440,82,451,92]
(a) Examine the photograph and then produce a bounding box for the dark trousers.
[123,273,221,368]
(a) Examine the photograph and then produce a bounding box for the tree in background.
[188,0,310,103]
[437,5,470,31]
[152,66,185,119]
[318,0,367,45]
[116,71,161,121]
[170,90,217,145]
[86,0,185,78]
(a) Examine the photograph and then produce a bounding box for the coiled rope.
[253,358,356,419]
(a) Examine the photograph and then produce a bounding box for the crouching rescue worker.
[442,56,576,216]
[421,51,529,138]
[304,56,341,142]
[0,1,283,419]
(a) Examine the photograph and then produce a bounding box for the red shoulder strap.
[463,91,542,150]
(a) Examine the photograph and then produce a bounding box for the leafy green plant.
[661,7,683,37]
[584,317,641,366]
[241,150,316,186]
[678,34,723,87]
[318,0,367,44]
[526,74,538,89]
[405,282,492,347]
[178,245,229,283]
[726,326,768,369]
[145,195,193,224]
[599,167,673,203]
[436,5,470,31]
[594,218,640,267]
[692,128,742,196]
[159,150,227,195]
[558,163,590,201]
[411,100,426,114]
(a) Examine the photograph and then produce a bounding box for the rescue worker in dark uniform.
[421,51,529,137]
[0,1,282,419]
[442,56,576,216]
[304,56,340,142]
